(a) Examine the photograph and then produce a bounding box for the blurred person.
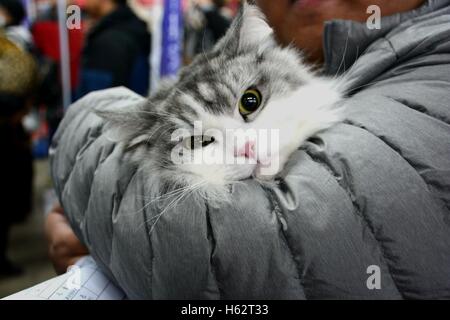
[257,0,425,66]
[204,0,233,39]
[184,0,232,60]
[75,0,151,98]
[0,34,37,277]
[45,0,439,276]
[0,0,33,50]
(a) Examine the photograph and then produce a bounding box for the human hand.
[44,203,89,274]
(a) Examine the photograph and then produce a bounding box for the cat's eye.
[239,89,262,117]
[183,135,215,150]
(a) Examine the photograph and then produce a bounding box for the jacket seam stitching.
[303,151,404,298]
[345,119,450,213]
[204,201,223,299]
[142,182,155,300]
[264,187,308,299]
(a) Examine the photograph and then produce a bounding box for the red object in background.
[227,0,240,15]
[32,21,85,90]
[137,0,158,5]
[73,0,86,8]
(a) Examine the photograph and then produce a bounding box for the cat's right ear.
[215,2,276,56]
[96,103,142,129]
[95,102,147,145]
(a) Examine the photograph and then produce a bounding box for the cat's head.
[99,3,341,191]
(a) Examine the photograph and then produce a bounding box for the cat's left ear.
[216,2,275,55]
[238,2,275,51]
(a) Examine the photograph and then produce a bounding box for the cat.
[98,3,344,198]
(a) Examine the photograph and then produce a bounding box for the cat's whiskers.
[201,27,214,69]
[144,123,174,146]
[333,30,351,81]
[144,180,208,234]
[127,181,201,223]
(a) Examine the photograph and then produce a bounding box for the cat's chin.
[253,171,276,182]
[194,162,281,186]
[179,163,257,186]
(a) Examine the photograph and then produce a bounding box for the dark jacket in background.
[203,7,231,43]
[76,4,151,98]
[185,5,231,58]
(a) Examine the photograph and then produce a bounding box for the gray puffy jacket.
[50,0,450,299]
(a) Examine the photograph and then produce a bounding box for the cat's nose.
[235,140,256,159]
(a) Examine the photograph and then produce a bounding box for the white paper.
[2,256,126,300]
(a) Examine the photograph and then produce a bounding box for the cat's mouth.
[233,158,277,182]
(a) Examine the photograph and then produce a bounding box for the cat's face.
[102,4,341,188]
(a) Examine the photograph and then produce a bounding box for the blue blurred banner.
[160,0,183,78]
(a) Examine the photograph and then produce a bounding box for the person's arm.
[44,203,88,274]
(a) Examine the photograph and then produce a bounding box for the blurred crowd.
[0,0,237,278]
